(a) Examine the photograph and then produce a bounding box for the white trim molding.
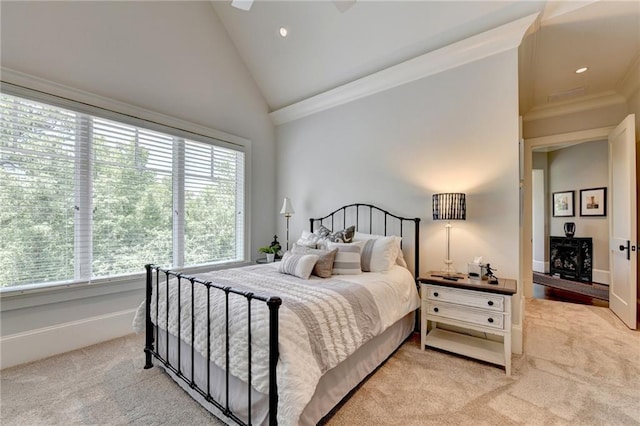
[270,13,539,125]
[1,68,251,149]
[526,126,615,149]
[532,260,549,274]
[0,309,137,370]
[523,91,627,123]
[618,54,640,101]
[593,269,610,286]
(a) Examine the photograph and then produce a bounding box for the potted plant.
[258,245,278,262]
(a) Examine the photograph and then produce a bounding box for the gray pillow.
[291,244,338,278]
[317,225,355,243]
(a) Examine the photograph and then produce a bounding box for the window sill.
[0,260,251,312]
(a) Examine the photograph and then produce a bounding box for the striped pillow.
[279,252,319,280]
[354,232,405,269]
[327,241,364,275]
[291,244,338,278]
[359,235,399,272]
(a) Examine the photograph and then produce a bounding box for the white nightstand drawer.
[426,302,505,330]
[426,284,505,312]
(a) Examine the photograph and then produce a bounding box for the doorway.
[523,119,638,329]
[522,126,614,301]
[530,140,611,307]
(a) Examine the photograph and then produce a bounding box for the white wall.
[276,50,522,344]
[0,1,276,367]
[548,141,609,282]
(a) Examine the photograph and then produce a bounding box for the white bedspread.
[132,263,419,425]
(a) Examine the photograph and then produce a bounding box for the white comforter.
[133,263,419,425]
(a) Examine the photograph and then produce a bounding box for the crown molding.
[525,126,614,149]
[270,13,539,126]
[618,53,640,101]
[539,0,598,23]
[523,91,627,122]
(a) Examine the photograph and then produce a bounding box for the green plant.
[258,246,278,254]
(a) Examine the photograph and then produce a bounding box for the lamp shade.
[280,197,295,216]
[433,193,466,220]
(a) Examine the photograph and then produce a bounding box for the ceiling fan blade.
[231,0,253,11]
[333,0,356,13]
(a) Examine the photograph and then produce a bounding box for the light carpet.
[1,298,639,425]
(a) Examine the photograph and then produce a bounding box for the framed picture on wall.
[580,187,607,217]
[552,190,574,217]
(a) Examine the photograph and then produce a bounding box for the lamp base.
[441,260,456,275]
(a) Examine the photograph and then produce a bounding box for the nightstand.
[419,271,517,375]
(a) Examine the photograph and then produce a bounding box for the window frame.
[0,78,252,297]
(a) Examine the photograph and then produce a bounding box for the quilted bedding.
[132,263,419,425]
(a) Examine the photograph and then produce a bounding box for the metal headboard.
[309,203,421,281]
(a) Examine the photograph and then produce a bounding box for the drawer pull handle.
[488,318,494,323]
[434,292,439,297]
[488,301,494,306]
[434,307,439,313]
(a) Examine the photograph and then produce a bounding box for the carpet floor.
[532,272,609,301]
[1,299,639,425]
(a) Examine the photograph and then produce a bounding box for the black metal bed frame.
[143,203,420,426]
[310,203,421,281]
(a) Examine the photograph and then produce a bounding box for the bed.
[134,203,421,425]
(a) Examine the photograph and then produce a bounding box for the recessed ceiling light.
[575,67,588,74]
[279,27,288,38]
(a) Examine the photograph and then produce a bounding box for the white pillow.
[353,232,404,270]
[296,230,321,248]
[326,241,364,275]
[279,252,319,280]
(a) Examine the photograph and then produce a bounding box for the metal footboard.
[143,264,281,426]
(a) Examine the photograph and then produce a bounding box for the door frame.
[522,126,614,299]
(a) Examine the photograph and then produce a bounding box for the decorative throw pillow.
[278,252,319,280]
[317,225,355,243]
[296,230,321,248]
[354,232,405,270]
[358,236,400,272]
[291,244,338,278]
[326,241,364,275]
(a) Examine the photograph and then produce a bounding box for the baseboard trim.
[0,308,137,370]
[532,260,549,274]
[512,296,524,355]
[512,323,523,355]
[593,269,610,286]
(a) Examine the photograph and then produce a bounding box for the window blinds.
[0,94,80,286]
[183,140,244,265]
[0,91,246,289]
[91,118,174,278]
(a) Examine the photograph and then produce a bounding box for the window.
[0,91,246,289]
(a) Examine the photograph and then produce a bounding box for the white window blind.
[0,91,246,289]
[184,140,244,265]
[91,118,174,278]
[0,95,81,286]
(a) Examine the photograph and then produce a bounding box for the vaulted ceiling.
[210,0,639,119]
